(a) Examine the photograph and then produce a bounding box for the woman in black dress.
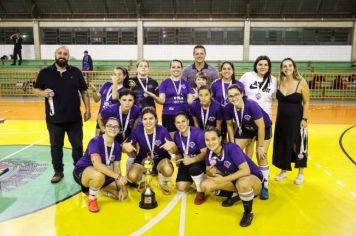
[272,58,310,185]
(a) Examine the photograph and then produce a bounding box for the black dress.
[272,82,307,170]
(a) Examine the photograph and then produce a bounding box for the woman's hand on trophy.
[122,141,136,153]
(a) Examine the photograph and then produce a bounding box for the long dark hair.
[220,61,236,84]
[253,55,272,89]
[114,66,129,81]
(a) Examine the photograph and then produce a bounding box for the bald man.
[33,46,91,183]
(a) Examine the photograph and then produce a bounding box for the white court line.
[179,192,187,236]
[129,193,182,236]
[336,180,345,187]
[350,192,356,198]
[324,170,333,176]
[0,136,48,161]
[314,162,322,168]
[308,156,312,160]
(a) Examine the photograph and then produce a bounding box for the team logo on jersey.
[189,142,196,148]
[208,117,216,122]
[128,80,136,88]
[181,84,186,89]
[223,161,231,168]
[244,115,252,121]
[155,139,162,146]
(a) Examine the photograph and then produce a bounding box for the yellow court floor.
[0,100,355,236]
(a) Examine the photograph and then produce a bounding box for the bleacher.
[0,60,355,98]
[1,60,355,73]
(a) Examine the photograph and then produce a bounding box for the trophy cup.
[139,156,158,209]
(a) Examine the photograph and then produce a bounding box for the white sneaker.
[275,172,287,181]
[294,174,304,185]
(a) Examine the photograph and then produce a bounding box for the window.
[144,27,243,45]
[251,28,352,45]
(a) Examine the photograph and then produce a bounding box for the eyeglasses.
[106,124,119,130]
[227,93,241,100]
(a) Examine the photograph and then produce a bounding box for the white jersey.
[239,71,277,118]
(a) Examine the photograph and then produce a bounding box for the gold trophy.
[139,156,158,209]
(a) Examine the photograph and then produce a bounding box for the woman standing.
[73,117,127,213]
[145,59,194,137]
[123,59,159,111]
[273,58,310,185]
[122,107,177,194]
[201,127,263,227]
[225,84,272,200]
[90,66,129,136]
[190,85,223,131]
[239,56,276,196]
[211,61,244,106]
[173,112,207,204]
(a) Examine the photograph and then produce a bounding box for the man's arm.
[80,90,91,121]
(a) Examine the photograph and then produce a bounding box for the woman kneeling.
[201,127,263,227]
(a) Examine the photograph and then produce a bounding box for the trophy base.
[139,201,158,209]
[139,188,158,209]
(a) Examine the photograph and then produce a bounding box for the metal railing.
[0,70,355,99]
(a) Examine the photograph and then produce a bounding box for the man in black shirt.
[33,46,91,183]
[10,32,22,66]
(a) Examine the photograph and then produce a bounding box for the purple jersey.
[190,99,223,130]
[159,78,193,115]
[224,99,272,131]
[173,126,206,156]
[75,135,121,170]
[98,82,125,112]
[211,79,245,106]
[123,76,159,110]
[100,103,140,143]
[205,142,262,179]
[128,124,173,162]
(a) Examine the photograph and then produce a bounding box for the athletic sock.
[191,172,204,192]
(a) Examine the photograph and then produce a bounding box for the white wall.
[0,45,35,59]
[1,44,352,62]
[143,45,244,61]
[40,45,138,60]
[249,46,352,61]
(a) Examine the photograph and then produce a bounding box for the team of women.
[73,47,310,227]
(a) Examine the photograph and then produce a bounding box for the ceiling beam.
[0,0,7,14]
[103,0,109,17]
[65,0,73,15]
[316,0,323,13]
[136,0,143,18]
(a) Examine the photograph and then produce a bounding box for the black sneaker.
[221,195,240,207]
[239,212,254,227]
[51,172,64,184]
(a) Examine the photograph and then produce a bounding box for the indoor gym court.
[0,99,355,236]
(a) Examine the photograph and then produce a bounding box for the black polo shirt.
[123,76,159,111]
[34,64,88,123]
